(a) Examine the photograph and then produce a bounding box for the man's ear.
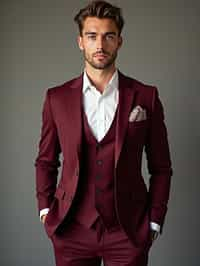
[77,36,84,50]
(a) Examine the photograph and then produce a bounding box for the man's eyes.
[87,35,115,40]
[88,35,96,40]
[106,35,115,40]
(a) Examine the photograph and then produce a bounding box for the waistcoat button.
[96,187,102,194]
[97,159,103,165]
[96,143,101,150]
[95,174,101,180]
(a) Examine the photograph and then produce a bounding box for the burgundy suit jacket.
[35,71,172,246]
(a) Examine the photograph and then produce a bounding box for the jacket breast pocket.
[126,120,149,148]
[127,119,148,135]
[128,119,148,128]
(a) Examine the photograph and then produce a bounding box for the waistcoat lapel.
[67,71,136,170]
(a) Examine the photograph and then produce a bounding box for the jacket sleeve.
[145,87,173,234]
[34,89,61,216]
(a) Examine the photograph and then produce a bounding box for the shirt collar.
[83,69,119,95]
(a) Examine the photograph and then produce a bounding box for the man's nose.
[96,36,105,49]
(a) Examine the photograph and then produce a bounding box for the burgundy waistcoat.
[72,105,120,230]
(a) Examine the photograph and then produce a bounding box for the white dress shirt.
[82,69,119,142]
[39,69,160,233]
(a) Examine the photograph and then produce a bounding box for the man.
[35,1,172,265]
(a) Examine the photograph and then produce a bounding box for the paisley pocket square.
[128,105,147,122]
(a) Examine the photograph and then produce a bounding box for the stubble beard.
[83,50,118,70]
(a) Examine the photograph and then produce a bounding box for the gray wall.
[1,0,199,265]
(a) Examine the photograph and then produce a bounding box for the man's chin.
[91,61,113,70]
[93,65,107,70]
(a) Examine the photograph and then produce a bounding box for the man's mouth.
[94,53,108,59]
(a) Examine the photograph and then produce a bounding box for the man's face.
[78,17,122,70]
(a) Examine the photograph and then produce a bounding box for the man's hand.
[150,230,159,242]
[41,214,47,224]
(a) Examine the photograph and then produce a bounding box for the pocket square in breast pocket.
[128,105,147,122]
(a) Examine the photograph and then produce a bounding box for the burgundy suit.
[35,71,172,265]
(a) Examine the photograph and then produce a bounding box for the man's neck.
[85,65,117,94]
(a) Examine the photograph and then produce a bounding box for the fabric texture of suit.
[35,70,172,247]
[71,104,119,229]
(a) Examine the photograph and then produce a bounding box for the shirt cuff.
[39,208,49,222]
[150,222,160,233]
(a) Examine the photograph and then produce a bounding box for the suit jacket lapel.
[68,74,83,162]
[68,71,136,169]
[115,71,136,168]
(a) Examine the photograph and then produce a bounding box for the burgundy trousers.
[49,217,152,266]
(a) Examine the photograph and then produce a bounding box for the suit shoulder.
[125,74,157,95]
[121,73,159,108]
[45,75,82,97]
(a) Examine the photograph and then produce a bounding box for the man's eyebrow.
[104,32,117,35]
[84,32,117,36]
[84,32,97,35]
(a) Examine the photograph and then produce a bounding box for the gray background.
[1,0,199,265]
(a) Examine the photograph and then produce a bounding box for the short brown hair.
[74,1,124,36]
